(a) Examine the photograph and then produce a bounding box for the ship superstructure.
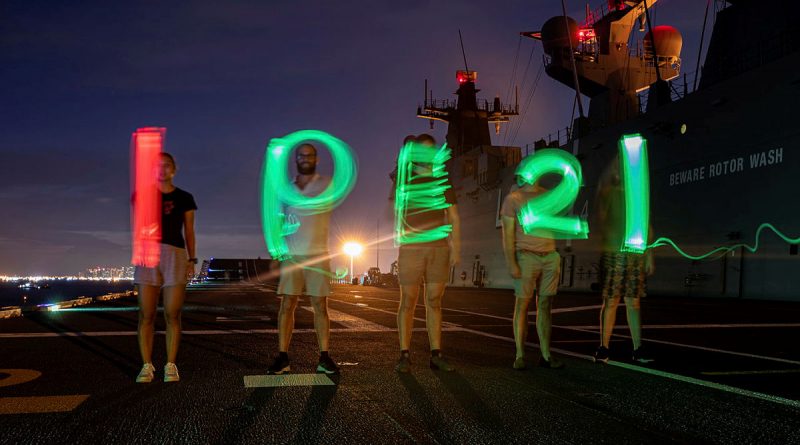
[420,0,800,300]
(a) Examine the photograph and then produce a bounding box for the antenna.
[458,29,470,73]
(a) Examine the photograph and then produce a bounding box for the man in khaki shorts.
[501,178,563,370]
[266,143,340,375]
[394,134,461,373]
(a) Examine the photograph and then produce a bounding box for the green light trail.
[619,134,650,253]
[515,149,589,239]
[394,141,454,245]
[649,223,800,261]
[261,130,358,261]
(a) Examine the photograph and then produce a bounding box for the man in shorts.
[593,158,654,364]
[394,134,461,373]
[267,143,340,375]
[501,177,563,370]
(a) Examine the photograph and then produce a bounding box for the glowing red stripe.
[130,127,164,267]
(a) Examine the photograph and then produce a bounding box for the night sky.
[0,0,708,275]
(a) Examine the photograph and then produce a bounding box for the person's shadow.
[287,377,339,445]
[398,373,456,443]
[218,387,277,443]
[433,371,505,432]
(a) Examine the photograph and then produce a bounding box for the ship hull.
[453,55,800,301]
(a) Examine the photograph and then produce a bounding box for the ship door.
[721,247,744,298]
[559,254,575,288]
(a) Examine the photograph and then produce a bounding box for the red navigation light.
[456,70,477,84]
[577,28,596,42]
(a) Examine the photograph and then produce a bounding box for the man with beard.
[267,143,340,375]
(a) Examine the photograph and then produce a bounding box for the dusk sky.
[0,0,708,275]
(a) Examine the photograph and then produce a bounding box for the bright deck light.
[343,242,363,257]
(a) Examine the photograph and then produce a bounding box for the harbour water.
[0,280,134,309]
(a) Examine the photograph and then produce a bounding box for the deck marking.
[341,292,800,409]
[216,316,271,322]
[701,369,800,376]
[528,304,603,315]
[346,293,800,366]
[0,327,457,339]
[244,374,335,388]
[558,325,800,366]
[559,323,800,329]
[301,306,391,331]
[0,395,89,414]
[0,369,42,388]
[610,361,800,409]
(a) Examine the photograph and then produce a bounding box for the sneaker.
[164,362,180,382]
[632,345,655,363]
[593,346,610,364]
[395,352,412,374]
[429,354,455,372]
[538,356,564,369]
[135,363,155,383]
[316,355,340,375]
[513,357,526,370]
[267,355,291,375]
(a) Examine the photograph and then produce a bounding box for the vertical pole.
[350,255,355,283]
[694,0,711,92]
[561,0,585,118]
[376,218,380,269]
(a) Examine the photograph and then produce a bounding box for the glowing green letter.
[394,142,453,245]
[261,130,357,260]
[516,149,589,239]
[619,134,650,253]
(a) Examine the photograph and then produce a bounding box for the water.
[0,280,134,308]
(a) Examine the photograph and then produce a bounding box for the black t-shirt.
[398,176,457,247]
[161,188,197,249]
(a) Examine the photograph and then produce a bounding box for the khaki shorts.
[278,256,331,297]
[514,250,560,299]
[398,245,450,286]
[134,244,188,288]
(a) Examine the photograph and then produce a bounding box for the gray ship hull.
[453,54,800,301]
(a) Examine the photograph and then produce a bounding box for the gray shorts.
[514,250,560,299]
[398,245,450,286]
[134,244,188,288]
[277,255,331,298]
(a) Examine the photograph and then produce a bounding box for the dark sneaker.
[395,352,412,374]
[266,355,291,375]
[538,356,564,369]
[430,355,455,372]
[316,355,340,375]
[593,346,610,364]
[632,346,654,363]
[513,357,526,370]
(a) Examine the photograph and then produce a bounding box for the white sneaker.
[164,362,180,382]
[136,363,155,383]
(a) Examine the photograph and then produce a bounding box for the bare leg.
[624,297,642,350]
[536,293,554,360]
[162,285,186,363]
[512,297,532,359]
[424,283,446,351]
[137,285,160,364]
[277,295,300,352]
[310,296,330,352]
[397,284,420,350]
[599,295,621,348]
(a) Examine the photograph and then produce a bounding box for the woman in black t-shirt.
[133,152,197,383]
